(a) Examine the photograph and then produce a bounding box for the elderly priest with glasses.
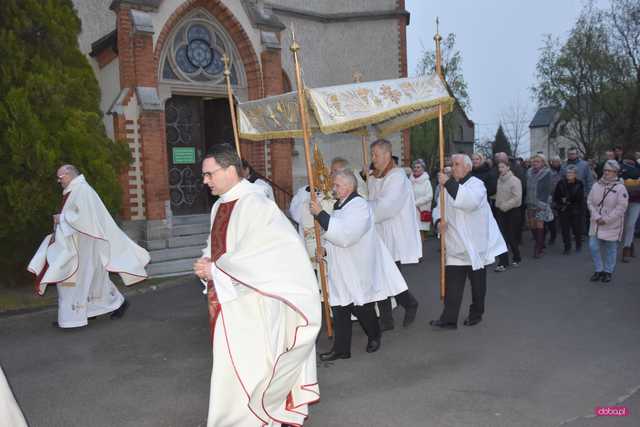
[28,164,149,328]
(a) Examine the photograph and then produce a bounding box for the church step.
[171,214,210,226]
[149,245,204,263]
[147,258,195,277]
[172,222,210,236]
[168,233,208,248]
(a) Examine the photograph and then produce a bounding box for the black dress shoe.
[319,350,351,362]
[429,319,457,330]
[366,338,381,353]
[590,272,603,282]
[601,272,612,283]
[402,303,418,328]
[463,317,482,326]
[110,299,129,319]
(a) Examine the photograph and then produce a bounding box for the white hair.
[60,164,80,177]
[332,169,357,190]
[452,154,472,168]
[331,157,350,169]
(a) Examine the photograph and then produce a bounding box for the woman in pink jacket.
[587,160,629,283]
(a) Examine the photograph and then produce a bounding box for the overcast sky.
[405,0,607,156]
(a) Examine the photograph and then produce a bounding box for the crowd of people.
[410,146,640,283]
[12,142,637,427]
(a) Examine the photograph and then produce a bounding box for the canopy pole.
[361,135,369,176]
[435,18,446,301]
[223,54,242,160]
[290,29,333,338]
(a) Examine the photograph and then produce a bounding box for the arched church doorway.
[158,9,246,215]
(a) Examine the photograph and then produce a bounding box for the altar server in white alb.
[28,165,149,328]
[430,154,507,330]
[0,366,27,427]
[367,139,421,330]
[310,169,407,362]
[193,144,320,427]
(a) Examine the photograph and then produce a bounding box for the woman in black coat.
[553,165,585,254]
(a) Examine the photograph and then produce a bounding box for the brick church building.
[74,0,410,275]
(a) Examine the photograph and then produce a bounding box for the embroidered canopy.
[236,73,454,141]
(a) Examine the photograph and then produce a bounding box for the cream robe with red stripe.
[202,179,321,427]
[27,175,149,295]
[0,366,27,427]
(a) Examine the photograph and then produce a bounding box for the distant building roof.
[529,106,558,128]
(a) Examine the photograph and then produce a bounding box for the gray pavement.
[1,238,639,427]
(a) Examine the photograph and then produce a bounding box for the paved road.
[1,239,639,427]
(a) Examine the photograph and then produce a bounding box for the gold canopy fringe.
[238,95,454,141]
[310,96,455,135]
[377,101,454,137]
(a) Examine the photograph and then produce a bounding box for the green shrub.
[0,0,130,286]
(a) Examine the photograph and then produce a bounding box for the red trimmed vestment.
[28,175,149,328]
[202,179,321,427]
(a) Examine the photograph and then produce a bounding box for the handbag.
[420,210,432,222]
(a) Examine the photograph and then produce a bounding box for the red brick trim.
[396,0,408,79]
[396,0,410,166]
[153,0,263,101]
[96,48,118,69]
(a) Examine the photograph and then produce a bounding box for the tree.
[416,33,470,111]
[412,32,471,170]
[0,0,130,285]
[500,97,530,157]
[602,0,640,152]
[474,137,493,159]
[492,125,512,156]
[532,0,640,158]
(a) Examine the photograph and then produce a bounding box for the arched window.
[160,10,244,87]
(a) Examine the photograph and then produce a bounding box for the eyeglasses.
[201,167,224,179]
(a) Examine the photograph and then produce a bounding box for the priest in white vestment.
[430,154,507,329]
[28,165,149,328]
[194,144,321,427]
[367,139,421,330]
[310,170,407,362]
[0,366,28,427]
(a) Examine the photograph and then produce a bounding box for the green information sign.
[172,147,196,164]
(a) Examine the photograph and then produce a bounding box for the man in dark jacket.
[553,165,585,254]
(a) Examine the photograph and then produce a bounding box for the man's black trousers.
[439,265,486,324]
[332,302,380,354]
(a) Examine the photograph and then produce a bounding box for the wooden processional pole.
[435,18,446,301]
[222,54,242,160]
[290,29,333,337]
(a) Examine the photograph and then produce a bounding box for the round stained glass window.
[176,45,197,74]
[187,39,213,68]
[165,18,241,83]
[187,24,210,43]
